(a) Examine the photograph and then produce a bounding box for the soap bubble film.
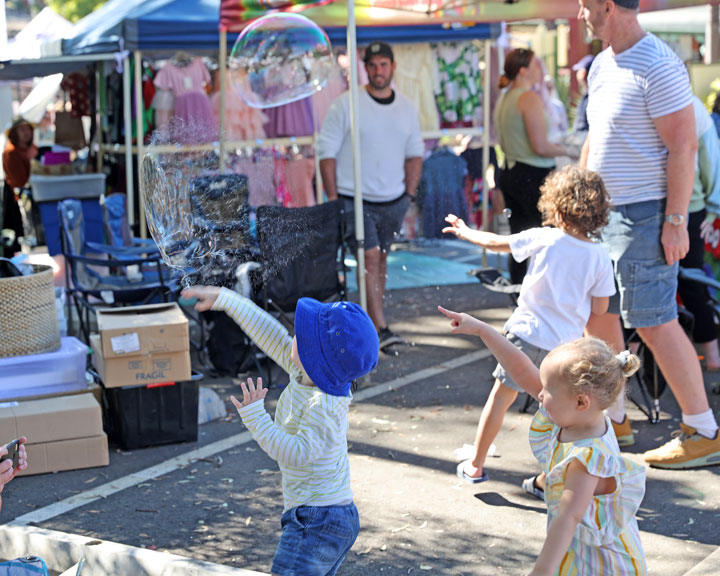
[229,13,334,108]
[141,119,254,285]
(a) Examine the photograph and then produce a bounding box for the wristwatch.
[664,214,686,227]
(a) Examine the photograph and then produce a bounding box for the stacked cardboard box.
[0,394,108,476]
[90,303,191,388]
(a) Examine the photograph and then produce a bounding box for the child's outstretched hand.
[181,286,221,311]
[438,306,487,336]
[442,214,470,241]
[231,378,268,410]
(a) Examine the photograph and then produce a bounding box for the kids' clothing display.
[154,57,217,141]
[212,288,354,512]
[529,406,647,575]
[507,227,615,351]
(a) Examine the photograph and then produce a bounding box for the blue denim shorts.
[602,199,678,328]
[492,332,549,392]
[271,503,360,576]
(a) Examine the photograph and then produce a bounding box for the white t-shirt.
[586,34,693,206]
[317,89,424,202]
[506,227,616,351]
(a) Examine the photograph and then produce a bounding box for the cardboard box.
[18,434,109,476]
[0,393,103,445]
[92,303,191,388]
[7,382,102,406]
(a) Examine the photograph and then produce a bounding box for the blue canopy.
[61,0,500,56]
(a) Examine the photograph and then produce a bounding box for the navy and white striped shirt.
[587,34,693,206]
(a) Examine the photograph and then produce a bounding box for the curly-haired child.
[443,166,618,496]
[439,309,647,575]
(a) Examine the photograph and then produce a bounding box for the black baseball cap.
[363,42,394,63]
[612,0,639,8]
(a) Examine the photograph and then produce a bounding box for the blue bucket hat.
[295,298,379,397]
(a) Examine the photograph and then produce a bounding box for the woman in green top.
[494,48,567,283]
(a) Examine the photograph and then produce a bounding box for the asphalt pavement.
[2,241,719,575]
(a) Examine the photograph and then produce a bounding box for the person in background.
[2,118,37,256]
[571,54,594,134]
[682,96,720,370]
[494,48,567,284]
[711,95,720,139]
[318,41,424,350]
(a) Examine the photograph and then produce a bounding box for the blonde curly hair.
[537,166,610,240]
[551,338,640,410]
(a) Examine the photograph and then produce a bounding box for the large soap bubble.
[140,120,255,285]
[229,13,334,108]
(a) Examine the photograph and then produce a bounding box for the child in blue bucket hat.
[182,285,378,576]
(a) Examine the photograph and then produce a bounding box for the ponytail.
[500,48,535,88]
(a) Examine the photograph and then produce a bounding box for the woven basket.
[0,264,61,358]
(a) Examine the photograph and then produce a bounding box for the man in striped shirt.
[579,0,720,469]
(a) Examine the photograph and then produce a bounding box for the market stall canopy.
[221,0,720,30]
[638,5,708,35]
[59,0,499,56]
[0,53,120,81]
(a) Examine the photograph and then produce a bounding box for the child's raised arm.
[438,306,542,399]
[529,460,600,576]
[442,214,511,252]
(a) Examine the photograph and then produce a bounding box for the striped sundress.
[529,406,647,575]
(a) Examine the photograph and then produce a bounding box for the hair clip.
[615,350,631,366]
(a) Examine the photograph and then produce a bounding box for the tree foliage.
[45,0,109,23]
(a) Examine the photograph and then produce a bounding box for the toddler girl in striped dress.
[182,285,379,576]
[439,306,647,576]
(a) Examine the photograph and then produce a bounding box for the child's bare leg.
[462,380,518,478]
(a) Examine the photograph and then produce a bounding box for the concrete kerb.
[0,525,269,576]
[683,547,720,576]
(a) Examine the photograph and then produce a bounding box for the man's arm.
[319,158,338,201]
[654,104,698,265]
[404,157,422,198]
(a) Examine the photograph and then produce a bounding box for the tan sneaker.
[643,424,720,469]
[611,416,634,447]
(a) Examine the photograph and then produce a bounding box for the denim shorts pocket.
[623,258,678,327]
[313,509,358,563]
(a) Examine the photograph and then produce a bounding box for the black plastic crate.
[101,372,202,450]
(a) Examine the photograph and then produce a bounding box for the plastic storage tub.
[101,372,202,450]
[0,336,89,401]
[30,174,106,202]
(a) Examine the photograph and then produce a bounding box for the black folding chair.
[254,200,347,384]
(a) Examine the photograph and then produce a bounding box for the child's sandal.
[521,475,544,500]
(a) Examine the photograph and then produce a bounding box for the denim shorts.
[341,195,409,253]
[271,503,360,576]
[492,333,549,392]
[601,199,678,328]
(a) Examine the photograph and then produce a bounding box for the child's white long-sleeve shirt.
[213,288,354,511]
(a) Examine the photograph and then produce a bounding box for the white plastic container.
[30,173,106,202]
[0,336,89,401]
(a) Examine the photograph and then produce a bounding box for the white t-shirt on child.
[506,227,616,351]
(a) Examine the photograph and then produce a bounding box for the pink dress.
[154,58,217,143]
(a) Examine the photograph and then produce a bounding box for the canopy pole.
[134,50,146,238]
[347,0,367,312]
[96,63,103,175]
[122,55,135,227]
[481,39,492,268]
[219,27,227,173]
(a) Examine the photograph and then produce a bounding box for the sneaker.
[643,424,720,469]
[378,327,403,349]
[611,415,635,447]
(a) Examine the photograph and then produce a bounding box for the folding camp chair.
[253,200,346,384]
[59,198,174,341]
[102,193,159,257]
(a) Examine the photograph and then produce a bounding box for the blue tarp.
[61,0,500,55]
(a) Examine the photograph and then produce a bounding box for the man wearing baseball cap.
[318,42,424,350]
[579,0,720,469]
